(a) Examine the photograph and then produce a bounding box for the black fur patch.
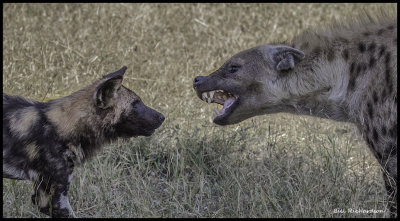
[336,37,350,44]
[363,31,371,37]
[360,63,367,73]
[246,83,262,94]
[356,64,362,75]
[327,48,335,62]
[369,57,376,68]
[385,68,391,84]
[312,46,322,55]
[367,102,374,119]
[342,49,349,61]
[348,76,356,91]
[389,124,397,137]
[381,88,387,102]
[382,125,387,136]
[349,62,355,74]
[386,142,397,156]
[358,42,366,53]
[377,28,385,36]
[300,42,309,50]
[372,128,379,142]
[388,81,393,94]
[378,45,386,58]
[385,52,391,66]
[368,42,376,53]
[372,91,378,104]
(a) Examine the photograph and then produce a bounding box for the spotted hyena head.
[193,45,307,125]
[91,66,165,138]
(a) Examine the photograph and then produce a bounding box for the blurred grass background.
[2,3,396,218]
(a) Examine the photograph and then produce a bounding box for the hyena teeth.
[207,97,211,103]
[203,92,209,99]
[209,91,215,100]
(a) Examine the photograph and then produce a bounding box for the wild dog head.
[193,45,308,125]
[94,66,165,138]
[47,66,165,145]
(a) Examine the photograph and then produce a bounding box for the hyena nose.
[193,76,205,88]
[159,114,165,123]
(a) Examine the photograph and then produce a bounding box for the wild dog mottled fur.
[3,66,165,217]
[194,13,397,216]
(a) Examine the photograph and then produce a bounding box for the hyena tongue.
[217,97,236,116]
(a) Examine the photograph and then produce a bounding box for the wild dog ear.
[259,45,305,71]
[94,66,127,109]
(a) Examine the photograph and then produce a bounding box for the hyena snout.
[193,76,206,89]
[193,75,211,99]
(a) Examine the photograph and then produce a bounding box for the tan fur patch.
[9,106,39,138]
[46,88,93,138]
[65,144,85,165]
[38,189,50,208]
[25,143,39,161]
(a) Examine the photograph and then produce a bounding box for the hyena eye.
[229,65,241,73]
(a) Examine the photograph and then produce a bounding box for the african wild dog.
[3,66,165,217]
[193,14,397,216]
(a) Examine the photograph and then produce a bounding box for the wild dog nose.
[193,76,206,88]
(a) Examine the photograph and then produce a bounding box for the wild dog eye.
[229,65,241,73]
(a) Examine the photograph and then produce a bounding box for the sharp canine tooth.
[204,92,208,98]
[207,97,211,103]
[209,91,214,99]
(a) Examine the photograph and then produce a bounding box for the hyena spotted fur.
[3,66,165,217]
[194,14,397,216]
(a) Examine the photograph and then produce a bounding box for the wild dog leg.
[51,180,76,218]
[50,157,76,218]
[31,176,52,216]
[383,171,397,217]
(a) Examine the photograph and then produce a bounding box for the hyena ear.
[259,45,305,71]
[94,66,127,109]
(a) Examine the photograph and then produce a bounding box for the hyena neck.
[280,38,352,122]
[284,19,396,125]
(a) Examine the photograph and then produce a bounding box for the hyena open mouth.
[198,89,239,123]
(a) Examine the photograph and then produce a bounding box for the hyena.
[193,14,397,216]
[3,66,165,217]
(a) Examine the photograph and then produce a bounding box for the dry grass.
[2,3,396,218]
